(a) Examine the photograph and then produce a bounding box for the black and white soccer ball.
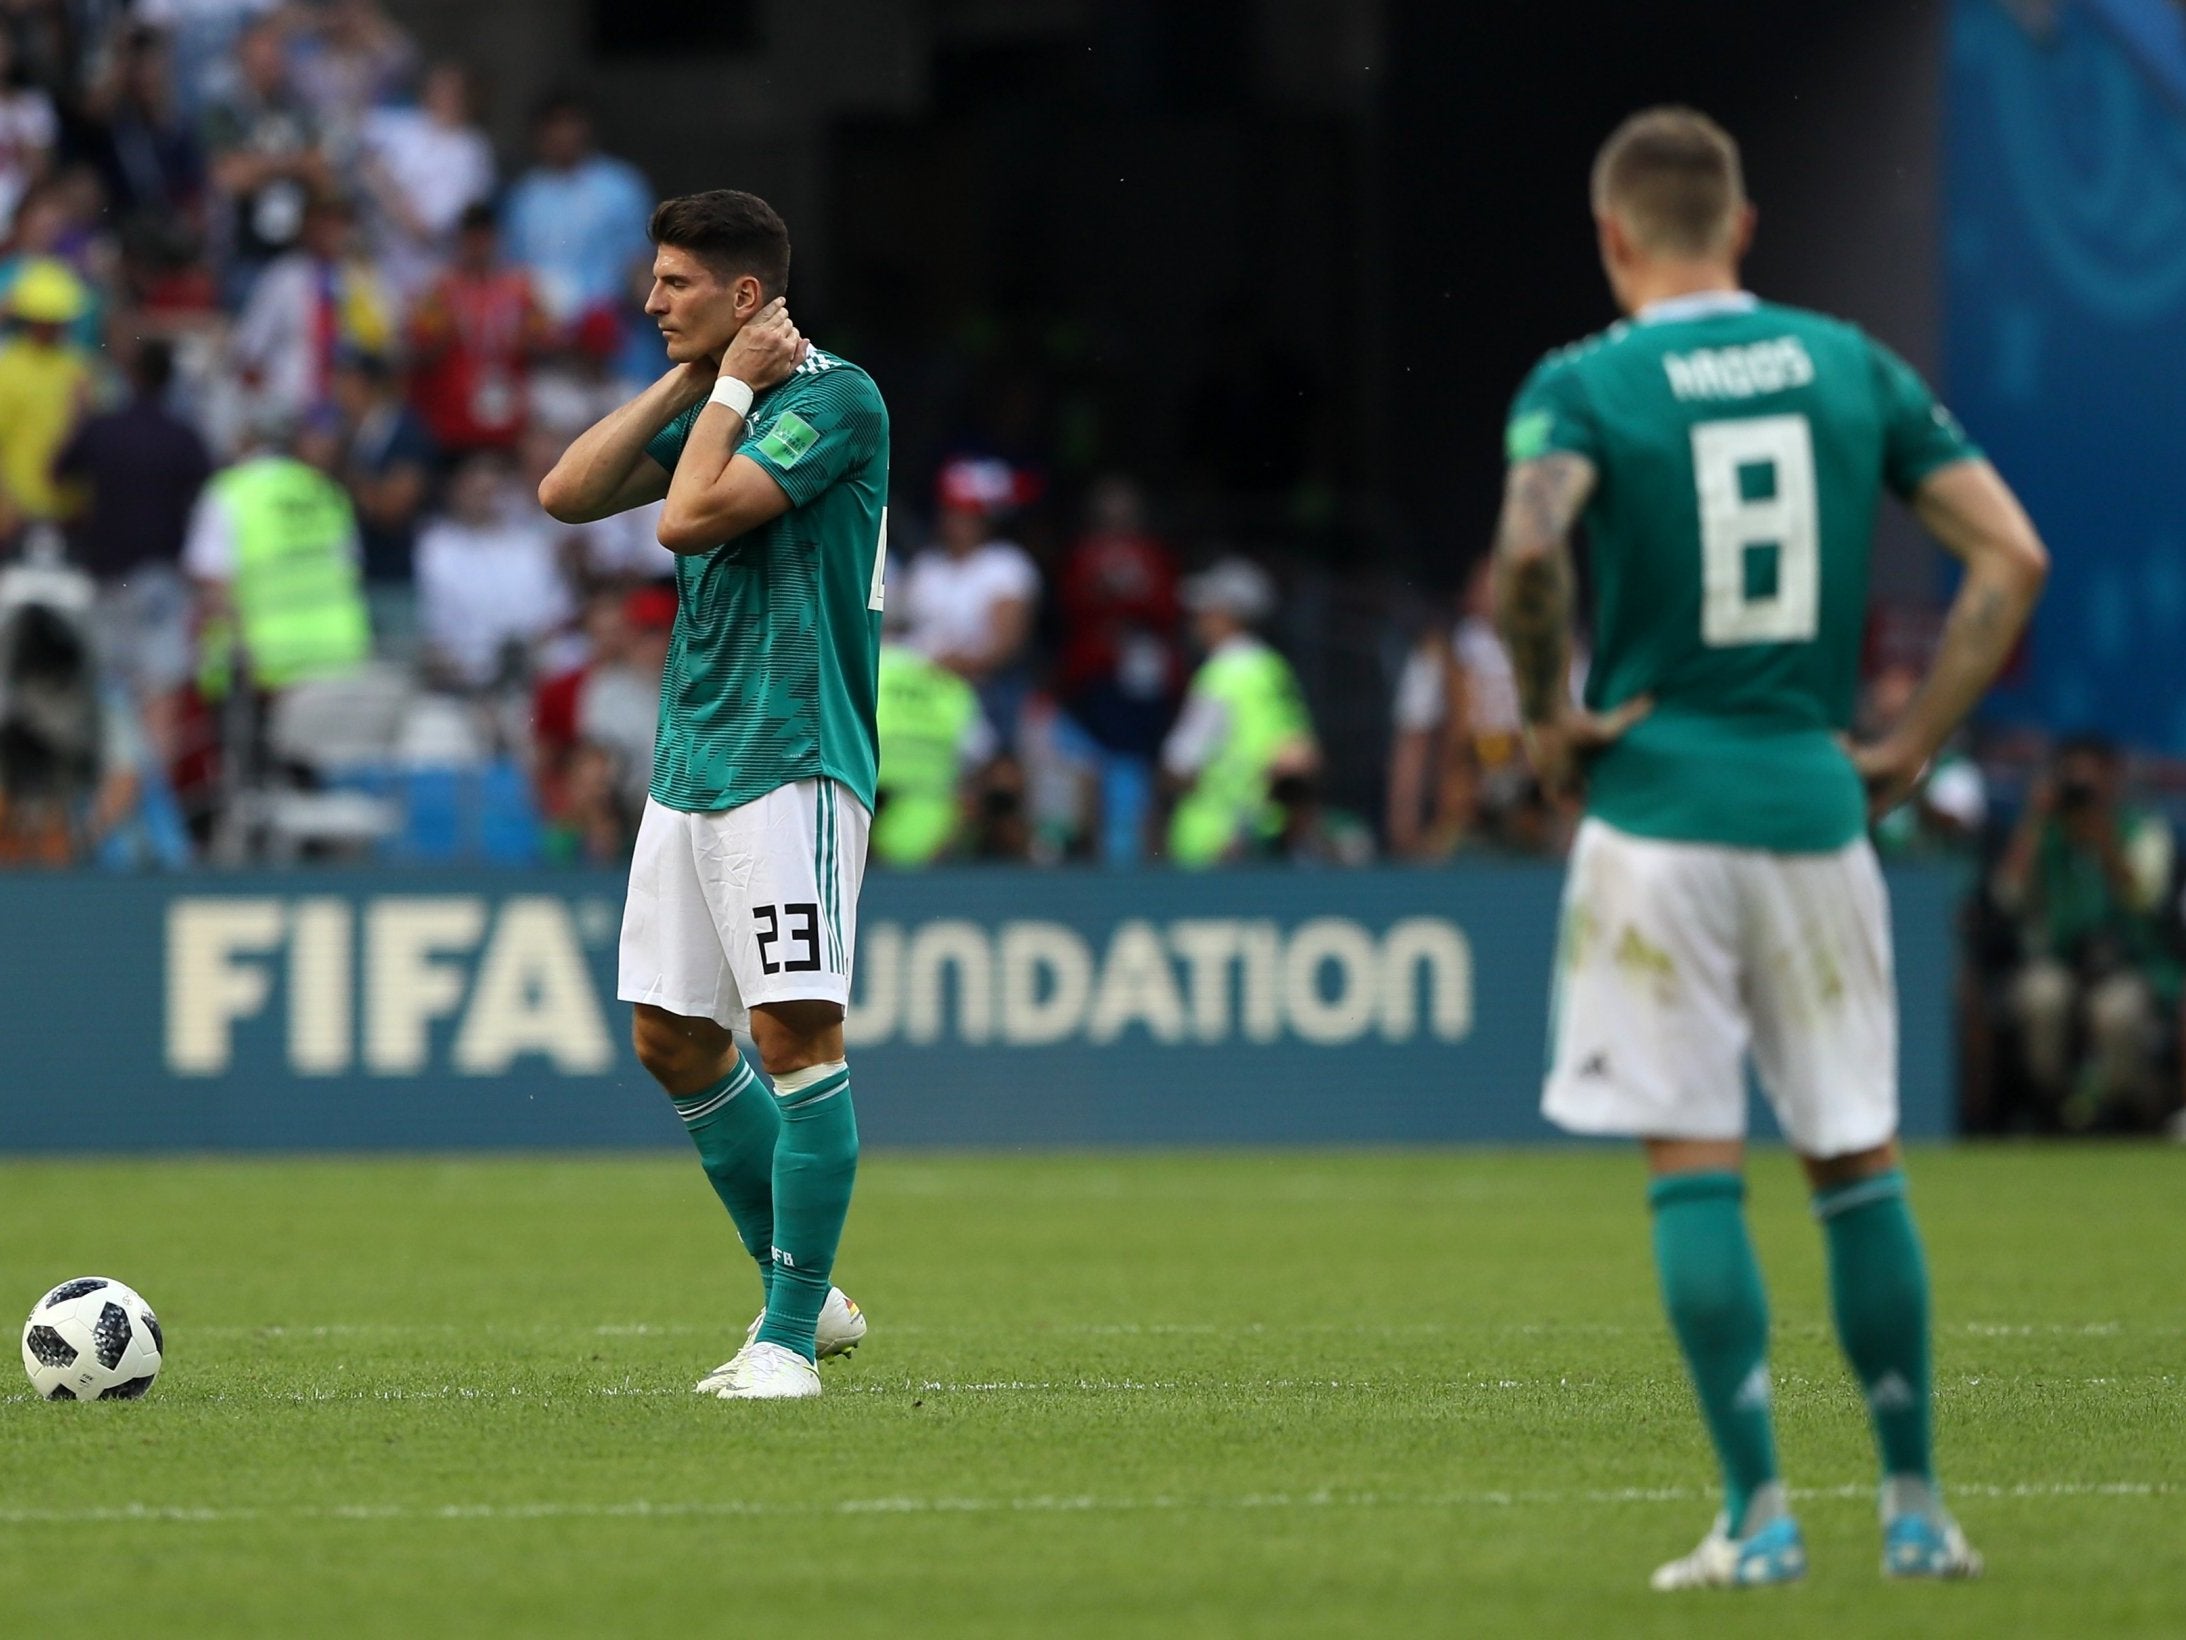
[21,1277,163,1401]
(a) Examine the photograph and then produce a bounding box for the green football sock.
[1815,1169,1933,1487]
[1649,1171,1783,1536]
[670,1058,780,1299]
[754,1060,858,1362]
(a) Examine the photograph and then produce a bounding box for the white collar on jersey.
[1635,289,1758,325]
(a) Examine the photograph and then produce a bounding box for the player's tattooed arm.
[1491,454,1649,797]
[1491,454,1594,726]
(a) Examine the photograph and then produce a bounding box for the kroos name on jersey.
[1662,336,1816,400]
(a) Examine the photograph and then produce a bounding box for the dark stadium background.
[382,0,1951,798]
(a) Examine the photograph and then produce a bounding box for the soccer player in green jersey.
[539,190,889,1400]
[1492,110,2048,1587]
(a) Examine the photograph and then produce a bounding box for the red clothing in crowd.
[1056,526,1182,701]
[408,266,551,453]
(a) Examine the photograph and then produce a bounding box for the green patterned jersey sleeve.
[740,367,888,509]
[1868,336,1980,498]
[644,404,700,472]
[1505,353,1600,466]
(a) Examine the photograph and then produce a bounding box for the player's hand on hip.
[1848,734,1930,821]
[1523,696,1651,800]
[720,297,805,393]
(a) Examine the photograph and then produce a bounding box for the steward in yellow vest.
[873,641,993,865]
[193,451,371,697]
[1161,557,1316,866]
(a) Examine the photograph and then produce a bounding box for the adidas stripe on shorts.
[618,777,868,1031]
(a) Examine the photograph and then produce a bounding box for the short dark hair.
[130,338,175,395]
[1591,106,1745,257]
[649,189,791,298]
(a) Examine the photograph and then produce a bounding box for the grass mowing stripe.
[1,1479,2172,1528]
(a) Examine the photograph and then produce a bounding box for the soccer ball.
[21,1277,164,1401]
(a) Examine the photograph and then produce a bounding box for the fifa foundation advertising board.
[0,866,1960,1150]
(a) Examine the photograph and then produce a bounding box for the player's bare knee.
[749,999,846,1078]
[1799,1139,1899,1192]
[629,1005,733,1094]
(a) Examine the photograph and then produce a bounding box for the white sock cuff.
[771,1058,848,1096]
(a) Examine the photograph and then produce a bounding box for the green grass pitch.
[0,1145,2178,1637]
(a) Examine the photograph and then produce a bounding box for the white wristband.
[708,376,755,419]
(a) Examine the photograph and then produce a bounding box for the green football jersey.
[1506,292,1978,852]
[643,347,889,814]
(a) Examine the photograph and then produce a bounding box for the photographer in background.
[1995,734,2181,1130]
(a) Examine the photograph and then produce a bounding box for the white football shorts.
[1543,817,1897,1157]
[618,778,869,1031]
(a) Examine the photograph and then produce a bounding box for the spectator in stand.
[201,15,329,302]
[184,403,372,703]
[531,582,671,864]
[519,416,670,587]
[0,259,93,541]
[1387,556,1566,857]
[872,620,997,868]
[0,177,107,351]
[1257,755,1375,867]
[407,203,550,458]
[0,28,56,239]
[413,449,572,693]
[1160,556,1317,867]
[287,0,414,159]
[1995,734,2180,1130]
[0,550,170,869]
[1863,660,1987,858]
[546,741,630,865]
[575,582,671,814]
[230,190,391,423]
[329,348,434,583]
[533,586,624,829]
[134,0,278,119]
[84,25,206,226]
[964,755,1036,861]
[1054,473,1180,767]
[499,90,650,328]
[52,338,212,765]
[528,304,642,441]
[901,456,1041,740]
[359,60,492,301]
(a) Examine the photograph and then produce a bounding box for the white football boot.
[692,1286,865,1393]
[1650,1513,1807,1591]
[712,1341,822,1400]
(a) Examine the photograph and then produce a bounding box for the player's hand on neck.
[718,295,805,392]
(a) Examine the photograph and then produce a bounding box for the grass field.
[0,1145,2178,1638]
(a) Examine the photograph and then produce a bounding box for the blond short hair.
[1590,106,1745,257]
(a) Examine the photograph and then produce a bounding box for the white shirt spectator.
[901,539,1039,666]
[1393,614,1580,734]
[0,86,55,236]
[230,252,337,422]
[543,498,674,582]
[360,105,493,295]
[577,661,659,807]
[414,509,573,689]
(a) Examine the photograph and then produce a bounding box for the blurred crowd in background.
[0,0,2175,1134]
